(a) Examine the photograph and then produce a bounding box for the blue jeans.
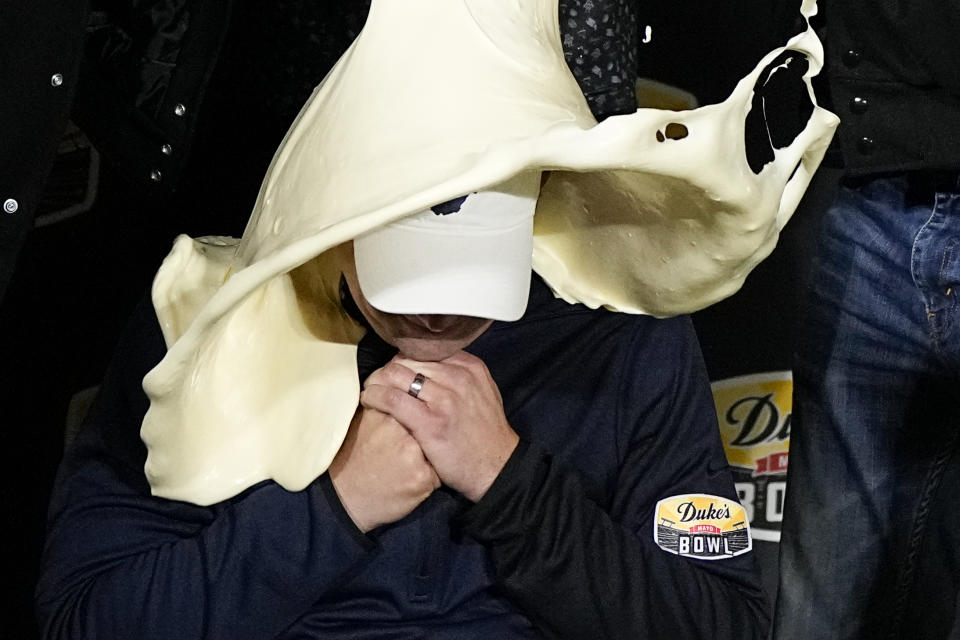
[774,173,960,640]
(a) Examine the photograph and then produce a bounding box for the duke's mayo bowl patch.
[653,494,752,560]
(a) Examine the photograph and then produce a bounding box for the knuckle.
[383,362,409,384]
[460,351,484,369]
[432,412,450,432]
[419,411,444,434]
[376,386,394,407]
[471,361,492,382]
[399,433,422,457]
[412,464,434,488]
[362,385,390,408]
[431,395,456,420]
[362,369,383,388]
[382,387,405,410]
[446,367,472,388]
[359,387,382,408]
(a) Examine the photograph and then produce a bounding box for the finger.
[365,361,419,393]
[385,359,459,401]
[390,357,445,382]
[360,384,437,438]
[440,351,495,384]
[395,367,437,403]
[437,350,482,369]
[392,356,471,392]
[396,350,478,372]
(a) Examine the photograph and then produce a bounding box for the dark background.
[2,2,826,636]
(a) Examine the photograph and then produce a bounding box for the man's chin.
[394,338,467,362]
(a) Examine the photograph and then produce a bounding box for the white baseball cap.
[354,171,542,321]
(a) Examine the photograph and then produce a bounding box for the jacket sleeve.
[457,316,768,639]
[35,298,378,640]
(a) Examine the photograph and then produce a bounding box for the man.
[37,174,768,638]
[1,4,88,636]
[774,0,960,638]
[36,1,835,637]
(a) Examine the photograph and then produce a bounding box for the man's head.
[343,172,541,360]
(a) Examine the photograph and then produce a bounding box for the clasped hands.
[329,351,519,533]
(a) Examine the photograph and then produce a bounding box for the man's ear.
[539,171,551,190]
[327,241,355,282]
[288,243,366,343]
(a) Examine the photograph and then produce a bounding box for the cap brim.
[354,218,533,322]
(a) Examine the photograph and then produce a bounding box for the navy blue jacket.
[36,276,767,638]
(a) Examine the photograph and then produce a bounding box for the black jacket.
[36,276,767,639]
[73,0,637,199]
[822,0,960,174]
[73,0,234,193]
[0,0,87,299]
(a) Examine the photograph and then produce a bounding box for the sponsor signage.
[711,371,792,542]
[653,494,752,560]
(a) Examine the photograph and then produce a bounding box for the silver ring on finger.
[408,372,427,399]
